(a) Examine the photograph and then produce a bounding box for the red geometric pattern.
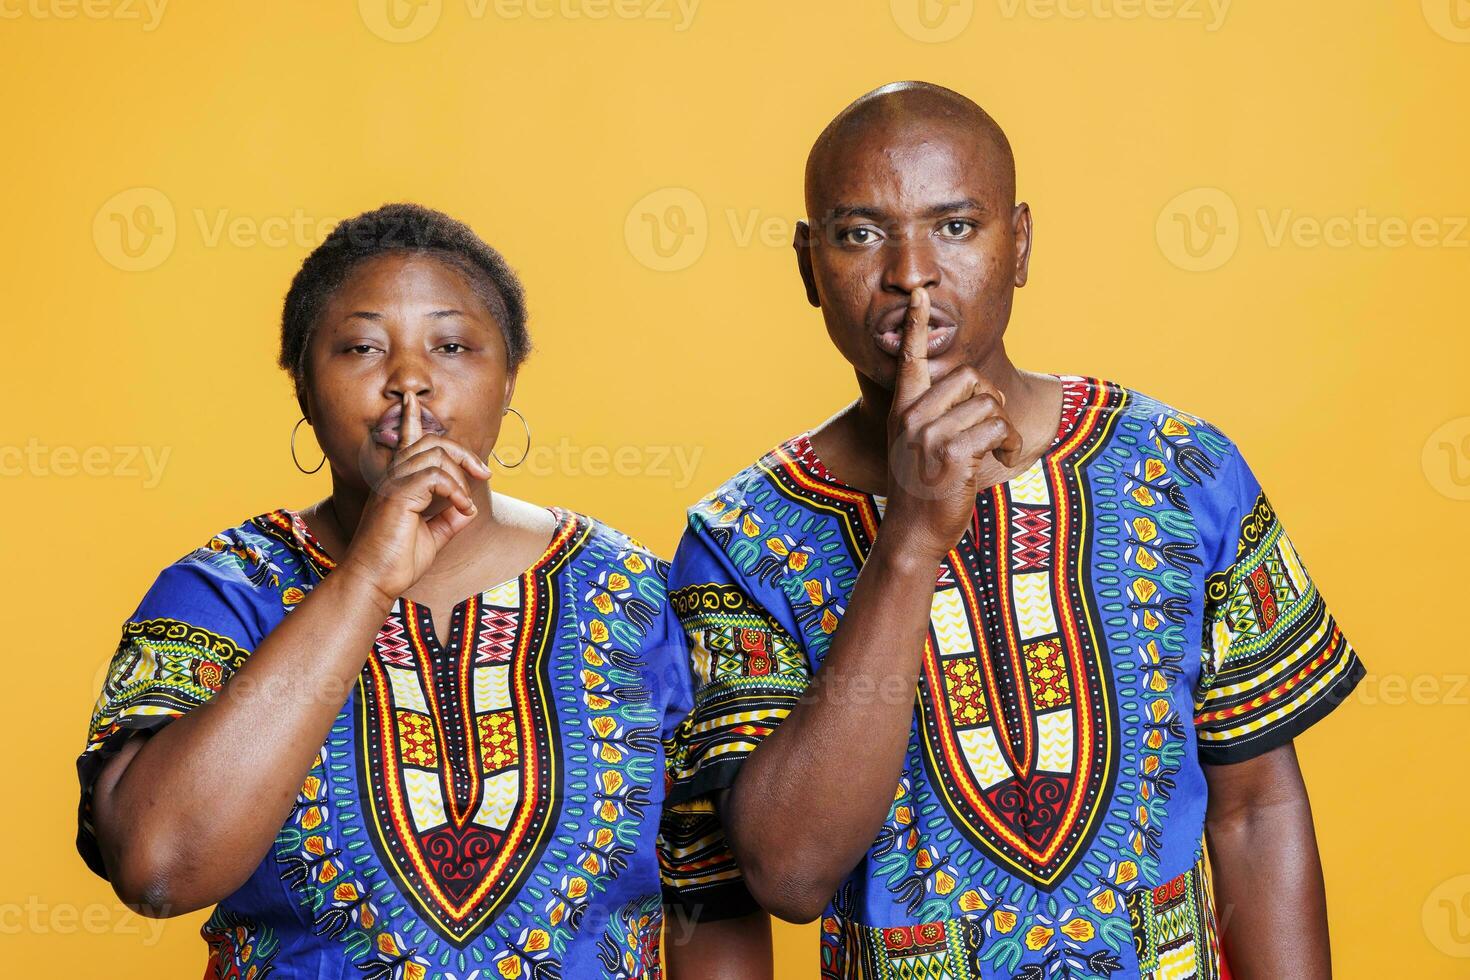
[376,611,413,667]
[1248,565,1278,630]
[475,607,519,664]
[476,710,519,773]
[396,710,438,768]
[881,920,948,956]
[1023,639,1071,710]
[1010,505,1054,572]
[942,657,990,728]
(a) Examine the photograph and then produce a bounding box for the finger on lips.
[895,287,932,407]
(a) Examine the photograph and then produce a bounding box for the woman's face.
[301,251,514,491]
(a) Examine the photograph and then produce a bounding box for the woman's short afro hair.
[279,202,530,405]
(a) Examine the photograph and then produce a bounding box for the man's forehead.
[804,83,1016,218]
[810,128,1008,219]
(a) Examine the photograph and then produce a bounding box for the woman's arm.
[91,401,487,916]
[91,567,395,915]
[663,910,773,980]
[1203,741,1331,979]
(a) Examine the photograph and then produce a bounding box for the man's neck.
[811,347,1063,495]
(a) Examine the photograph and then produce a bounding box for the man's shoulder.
[684,433,811,528]
[1078,376,1222,434]
[1082,376,1243,459]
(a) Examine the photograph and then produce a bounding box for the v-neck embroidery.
[280,505,578,653]
[788,374,1098,508]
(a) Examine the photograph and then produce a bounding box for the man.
[663,81,1363,978]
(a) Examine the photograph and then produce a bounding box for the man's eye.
[842,227,879,245]
[939,219,976,238]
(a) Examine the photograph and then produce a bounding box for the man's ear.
[794,221,821,308]
[1012,202,1033,288]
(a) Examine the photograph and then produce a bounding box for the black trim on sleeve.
[1198,653,1365,766]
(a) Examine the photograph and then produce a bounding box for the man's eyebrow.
[823,199,990,222]
[922,198,988,217]
[824,204,888,222]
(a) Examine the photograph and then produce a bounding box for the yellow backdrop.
[3,1,1467,976]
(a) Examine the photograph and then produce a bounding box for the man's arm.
[1203,741,1331,979]
[718,288,1021,922]
[663,910,773,980]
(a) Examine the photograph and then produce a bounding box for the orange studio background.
[2,2,1466,976]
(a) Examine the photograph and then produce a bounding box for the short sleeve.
[657,797,761,922]
[1192,449,1365,765]
[657,499,811,921]
[663,503,814,804]
[77,532,277,878]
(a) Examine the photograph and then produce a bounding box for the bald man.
[662,82,1364,979]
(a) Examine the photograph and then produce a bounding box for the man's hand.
[883,287,1021,563]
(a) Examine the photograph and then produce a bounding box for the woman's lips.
[370,411,446,449]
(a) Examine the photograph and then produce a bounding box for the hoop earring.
[290,417,326,474]
[490,406,531,469]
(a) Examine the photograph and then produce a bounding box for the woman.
[76,203,770,978]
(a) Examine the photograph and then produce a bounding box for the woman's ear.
[502,371,518,409]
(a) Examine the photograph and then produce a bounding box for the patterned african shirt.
[664,376,1364,980]
[78,507,699,979]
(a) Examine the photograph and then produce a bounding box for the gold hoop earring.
[290,417,326,474]
[490,406,531,469]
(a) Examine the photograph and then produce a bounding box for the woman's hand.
[339,390,492,603]
[880,286,1021,563]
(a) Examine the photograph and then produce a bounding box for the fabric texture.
[666,376,1363,980]
[79,506,697,979]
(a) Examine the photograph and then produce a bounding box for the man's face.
[797,117,1031,389]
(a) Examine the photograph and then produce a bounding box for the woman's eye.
[439,343,467,354]
[348,344,377,354]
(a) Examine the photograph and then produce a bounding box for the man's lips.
[371,405,446,449]
[872,305,959,358]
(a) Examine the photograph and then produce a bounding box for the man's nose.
[881,238,941,294]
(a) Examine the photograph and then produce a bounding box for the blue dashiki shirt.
[78,506,708,979]
[664,376,1365,980]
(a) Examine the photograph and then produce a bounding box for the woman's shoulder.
[557,508,670,586]
[133,509,322,628]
